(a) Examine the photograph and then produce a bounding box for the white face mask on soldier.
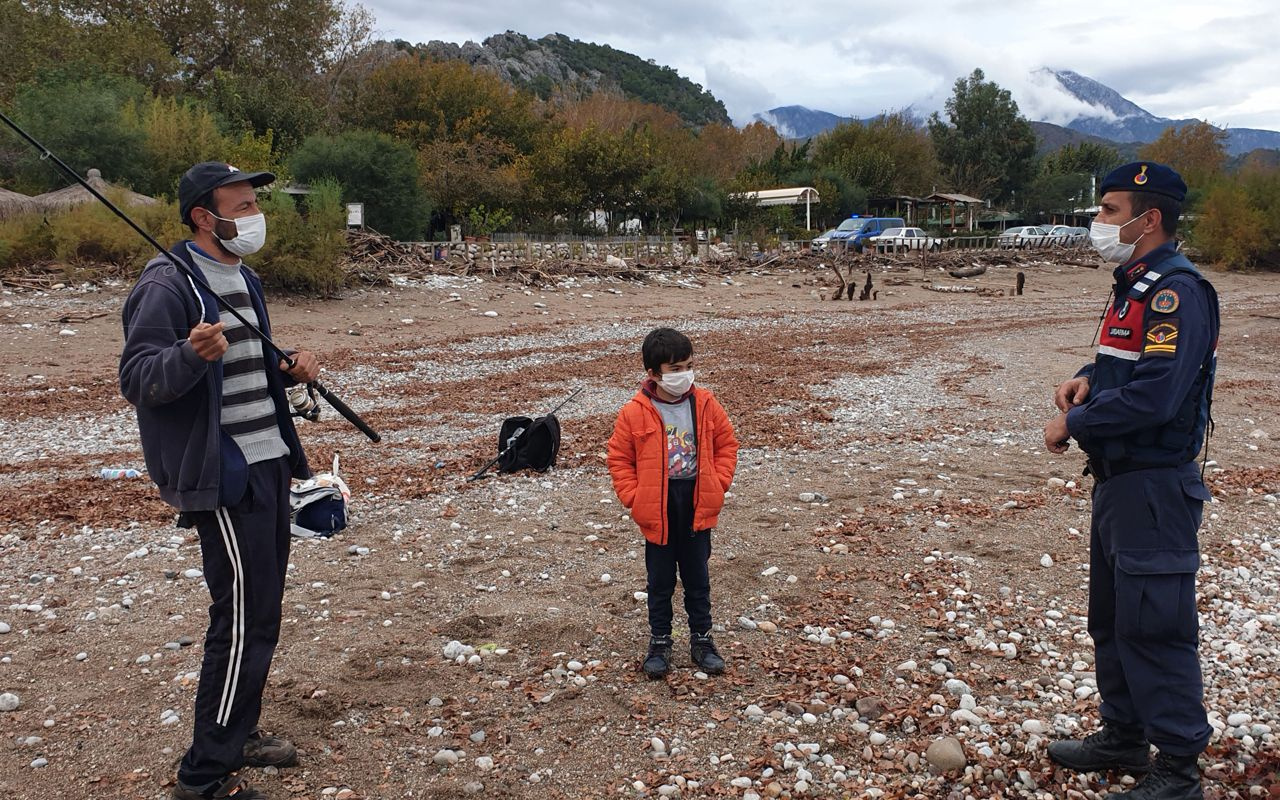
[211,212,267,257]
[659,370,694,396]
[1089,213,1147,264]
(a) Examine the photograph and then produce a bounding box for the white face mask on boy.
[658,370,694,396]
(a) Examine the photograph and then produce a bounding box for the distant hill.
[751,106,854,139]
[414,31,731,128]
[1041,68,1280,156]
[1029,121,1140,160]
[752,70,1280,158]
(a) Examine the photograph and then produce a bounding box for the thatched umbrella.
[0,187,39,220]
[31,168,159,212]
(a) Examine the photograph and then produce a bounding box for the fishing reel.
[287,383,322,422]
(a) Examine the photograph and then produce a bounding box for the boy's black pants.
[646,478,713,637]
[179,457,292,788]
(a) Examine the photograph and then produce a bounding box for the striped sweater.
[188,244,290,465]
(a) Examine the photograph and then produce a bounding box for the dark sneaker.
[1120,753,1202,799]
[1048,722,1151,773]
[642,636,673,678]
[690,632,725,674]
[172,774,268,799]
[243,731,298,768]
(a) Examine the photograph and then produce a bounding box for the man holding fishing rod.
[120,162,318,800]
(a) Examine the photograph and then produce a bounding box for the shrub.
[254,179,347,294]
[290,130,429,241]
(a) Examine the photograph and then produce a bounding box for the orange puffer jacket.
[606,384,739,545]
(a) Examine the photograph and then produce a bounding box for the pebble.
[30,757,48,768]
[1021,719,1047,735]
[1040,554,1054,568]
[761,566,780,577]
[483,310,499,317]
[474,756,494,772]
[855,696,886,718]
[944,679,971,697]
[0,692,20,712]
[0,622,10,634]
[925,736,966,774]
[756,621,777,634]
[1227,712,1252,727]
[432,749,459,766]
[650,736,666,753]
[182,568,203,579]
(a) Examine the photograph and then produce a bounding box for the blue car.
[824,216,907,252]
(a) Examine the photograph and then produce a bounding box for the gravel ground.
[0,257,1278,799]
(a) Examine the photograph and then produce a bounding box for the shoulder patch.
[1151,288,1180,314]
[1143,318,1179,358]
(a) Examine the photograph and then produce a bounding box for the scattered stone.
[0,692,20,712]
[855,696,886,719]
[432,749,459,766]
[925,736,966,774]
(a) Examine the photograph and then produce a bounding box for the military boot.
[1048,722,1151,773]
[1119,753,1202,799]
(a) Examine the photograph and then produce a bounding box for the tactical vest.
[1087,250,1219,466]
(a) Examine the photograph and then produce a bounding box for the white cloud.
[360,0,1280,131]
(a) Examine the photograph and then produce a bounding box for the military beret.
[1099,161,1187,202]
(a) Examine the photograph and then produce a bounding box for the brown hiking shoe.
[243,731,298,768]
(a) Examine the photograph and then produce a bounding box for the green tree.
[9,69,148,193]
[1042,141,1122,178]
[290,130,429,241]
[351,58,541,152]
[123,95,227,197]
[812,113,938,197]
[928,69,1037,203]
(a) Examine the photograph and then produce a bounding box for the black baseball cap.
[178,162,275,225]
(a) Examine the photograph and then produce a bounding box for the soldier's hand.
[189,322,228,362]
[1054,376,1090,413]
[1044,413,1071,454]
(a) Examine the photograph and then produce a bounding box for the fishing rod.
[0,109,380,443]
[469,387,583,481]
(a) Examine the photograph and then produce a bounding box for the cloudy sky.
[361,0,1280,131]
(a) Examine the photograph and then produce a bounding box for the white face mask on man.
[210,212,267,257]
[1089,213,1148,264]
[658,370,695,396]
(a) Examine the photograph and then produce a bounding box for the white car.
[810,228,839,251]
[996,226,1051,249]
[1045,225,1089,245]
[869,227,942,252]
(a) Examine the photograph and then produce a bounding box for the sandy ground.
[0,254,1278,799]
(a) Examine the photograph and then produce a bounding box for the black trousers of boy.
[646,478,712,637]
[178,457,292,788]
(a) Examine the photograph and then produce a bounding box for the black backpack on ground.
[496,414,562,473]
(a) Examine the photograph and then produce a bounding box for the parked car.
[1045,225,1089,245]
[810,228,839,251]
[827,216,907,252]
[869,227,943,252]
[996,225,1051,249]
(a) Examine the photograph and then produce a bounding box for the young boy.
[607,327,739,678]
